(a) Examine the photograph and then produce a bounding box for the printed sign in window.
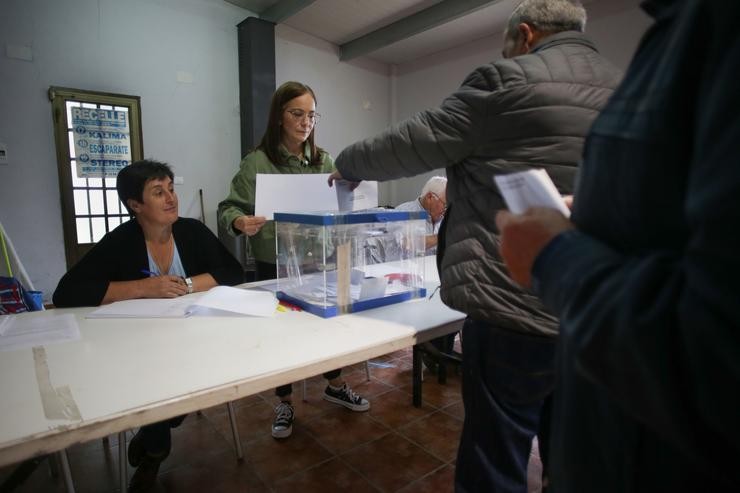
[71,107,131,178]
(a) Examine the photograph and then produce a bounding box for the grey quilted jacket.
[335,31,622,337]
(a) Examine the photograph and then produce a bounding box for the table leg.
[226,401,244,461]
[412,344,422,407]
[57,449,75,493]
[118,431,127,492]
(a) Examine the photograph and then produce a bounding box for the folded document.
[87,286,278,319]
[493,169,570,217]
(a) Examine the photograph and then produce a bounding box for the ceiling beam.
[260,0,317,24]
[340,0,502,61]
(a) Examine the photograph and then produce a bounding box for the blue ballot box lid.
[274,209,428,225]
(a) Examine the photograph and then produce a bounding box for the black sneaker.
[323,383,370,411]
[272,401,294,439]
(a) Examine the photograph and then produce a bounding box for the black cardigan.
[53,218,243,307]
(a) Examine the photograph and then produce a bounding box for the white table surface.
[0,257,464,467]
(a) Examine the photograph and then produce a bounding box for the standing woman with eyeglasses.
[218,81,370,440]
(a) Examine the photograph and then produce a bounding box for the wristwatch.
[184,277,193,294]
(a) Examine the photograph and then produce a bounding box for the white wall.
[0,0,250,299]
[386,5,652,205]
[275,25,391,161]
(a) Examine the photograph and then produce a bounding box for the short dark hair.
[116,159,174,214]
[258,81,325,167]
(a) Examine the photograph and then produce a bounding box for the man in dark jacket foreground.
[329,1,621,491]
[496,1,740,491]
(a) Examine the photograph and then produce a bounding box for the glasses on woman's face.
[285,109,321,124]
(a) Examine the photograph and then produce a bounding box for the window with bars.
[49,87,143,268]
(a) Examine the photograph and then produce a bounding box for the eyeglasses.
[285,109,321,123]
[431,192,447,212]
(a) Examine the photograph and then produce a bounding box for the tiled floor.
[1,346,544,492]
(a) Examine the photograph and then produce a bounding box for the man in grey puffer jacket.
[330,1,621,491]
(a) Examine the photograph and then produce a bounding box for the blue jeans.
[455,318,555,493]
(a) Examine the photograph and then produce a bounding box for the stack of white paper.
[87,286,278,319]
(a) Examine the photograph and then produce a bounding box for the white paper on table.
[255,173,337,220]
[0,313,81,352]
[336,180,379,211]
[493,169,570,217]
[87,298,192,318]
[87,286,278,319]
[190,286,278,317]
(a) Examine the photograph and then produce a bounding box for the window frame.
[49,86,144,268]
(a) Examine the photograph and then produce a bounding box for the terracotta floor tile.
[399,411,462,462]
[164,414,235,471]
[398,464,455,493]
[367,359,414,388]
[394,354,413,366]
[244,429,332,485]
[209,399,274,444]
[399,377,462,409]
[283,390,337,419]
[273,457,377,493]
[158,449,267,493]
[342,373,396,398]
[441,400,465,421]
[341,432,444,492]
[303,407,390,454]
[369,389,437,430]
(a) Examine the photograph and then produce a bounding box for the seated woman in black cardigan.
[53,159,243,493]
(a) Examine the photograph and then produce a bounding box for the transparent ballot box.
[274,209,428,317]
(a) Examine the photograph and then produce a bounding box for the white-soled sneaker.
[323,383,370,411]
[272,401,294,439]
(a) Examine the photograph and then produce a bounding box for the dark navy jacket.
[533,0,740,491]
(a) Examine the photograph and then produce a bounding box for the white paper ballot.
[255,173,379,219]
[255,174,336,220]
[336,180,379,211]
[193,286,278,317]
[493,169,570,217]
[87,286,278,319]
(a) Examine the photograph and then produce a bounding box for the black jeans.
[139,415,187,457]
[256,261,343,399]
[455,317,555,493]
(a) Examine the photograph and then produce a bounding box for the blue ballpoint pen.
[140,269,158,277]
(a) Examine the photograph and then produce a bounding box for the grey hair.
[506,0,587,39]
[420,176,447,198]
